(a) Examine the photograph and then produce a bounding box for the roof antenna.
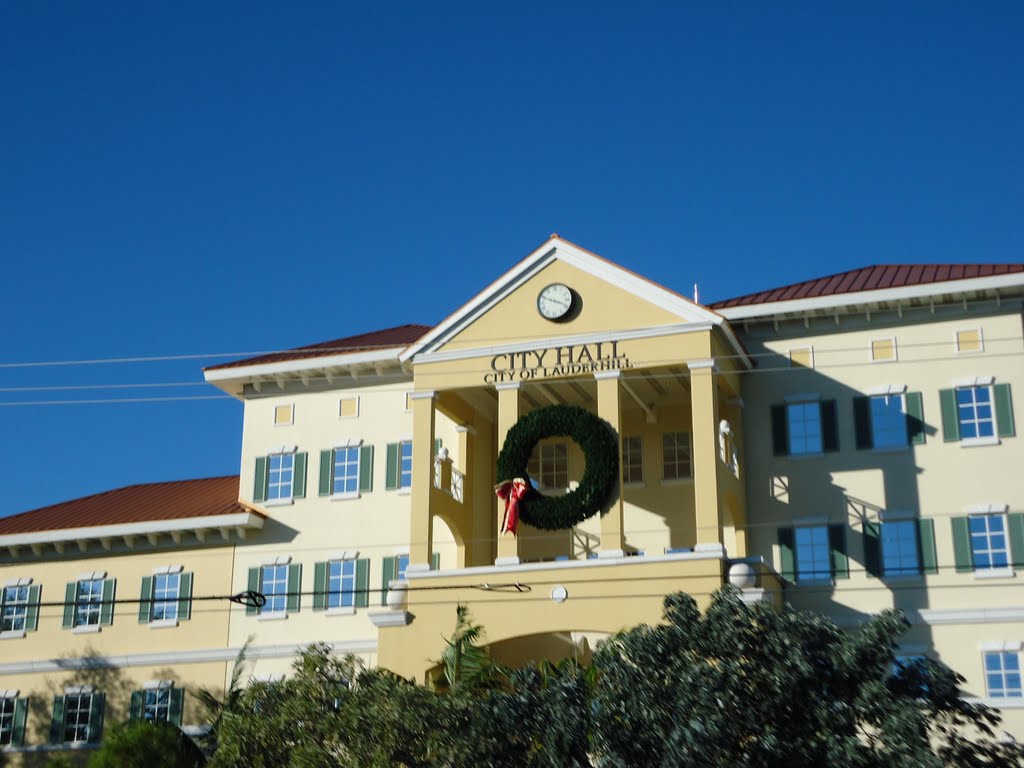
[693,283,699,304]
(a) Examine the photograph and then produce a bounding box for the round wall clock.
[537,283,574,321]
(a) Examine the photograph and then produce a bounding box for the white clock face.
[537,283,573,320]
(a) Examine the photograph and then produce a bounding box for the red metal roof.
[205,324,431,372]
[709,264,1024,309]
[0,476,257,535]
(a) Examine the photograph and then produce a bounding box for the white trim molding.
[953,375,995,388]
[917,606,1024,625]
[965,504,1009,515]
[979,641,1024,652]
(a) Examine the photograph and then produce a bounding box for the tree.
[591,587,1024,768]
[88,721,206,768]
[194,635,252,755]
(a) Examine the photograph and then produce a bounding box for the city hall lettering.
[484,341,632,383]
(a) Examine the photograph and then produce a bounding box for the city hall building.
[0,235,1022,760]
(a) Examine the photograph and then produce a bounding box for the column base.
[693,542,727,556]
[597,549,625,559]
[494,556,522,566]
[405,563,432,574]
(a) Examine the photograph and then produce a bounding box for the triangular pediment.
[402,236,743,363]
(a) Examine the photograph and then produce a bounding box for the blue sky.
[1,2,1021,515]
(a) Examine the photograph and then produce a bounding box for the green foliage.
[592,587,1024,767]
[495,403,619,530]
[194,635,252,754]
[87,721,205,768]
[437,604,498,693]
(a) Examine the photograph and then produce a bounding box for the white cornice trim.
[716,272,1024,320]
[0,638,378,675]
[0,512,264,549]
[400,238,750,367]
[203,347,408,384]
[917,606,1024,625]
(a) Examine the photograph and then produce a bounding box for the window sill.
[960,436,1001,447]
[0,630,26,640]
[871,444,910,454]
[787,452,825,461]
[882,573,925,583]
[973,568,1015,580]
[794,577,834,587]
[659,477,693,486]
[396,487,411,496]
[263,498,295,508]
[71,625,101,634]
[257,612,289,621]
[330,492,361,502]
[148,619,179,630]
[326,606,356,617]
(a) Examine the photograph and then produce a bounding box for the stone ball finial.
[728,562,757,589]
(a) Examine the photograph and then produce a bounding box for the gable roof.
[205,324,431,373]
[400,234,749,365]
[0,476,258,536]
[711,264,1024,312]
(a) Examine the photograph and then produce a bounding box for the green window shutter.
[62,582,77,629]
[313,561,328,611]
[100,579,116,626]
[939,389,960,442]
[254,455,268,502]
[777,528,795,582]
[770,405,789,457]
[434,438,443,455]
[50,695,65,744]
[994,383,1015,438]
[381,556,397,606]
[905,392,925,445]
[1007,513,1024,569]
[355,559,370,608]
[828,524,848,579]
[863,522,882,577]
[431,552,440,571]
[129,690,144,722]
[246,567,260,616]
[951,517,973,573]
[169,688,185,727]
[359,445,374,492]
[319,450,334,496]
[138,576,153,623]
[11,697,28,747]
[385,443,400,490]
[853,396,873,450]
[821,400,839,453]
[286,563,302,613]
[87,692,105,744]
[293,452,307,498]
[25,584,41,631]
[918,519,938,575]
[178,572,193,621]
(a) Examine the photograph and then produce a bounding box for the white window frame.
[142,685,173,722]
[260,564,290,616]
[794,524,832,584]
[75,579,104,628]
[338,397,360,419]
[660,432,692,483]
[983,649,1023,699]
[0,584,30,634]
[273,403,294,427]
[956,383,998,446]
[968,512,1013,577]
[399,440,413,491]
[151,572,180,623]
[62,690,95,744]
[0,695,15,746]
[788,346,814,369]
[785,400,823,457]
[331,443,362,499]
[326,557,357,614]
[955,327,985,355]
[528,441,569,492]
[870,337,898,363]
[266,451,296,503]
[622,435,644,485]
[869,392,909,451]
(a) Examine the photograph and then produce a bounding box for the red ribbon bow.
[494,478,529,535]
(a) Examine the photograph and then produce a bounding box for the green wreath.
[496,404,619,531]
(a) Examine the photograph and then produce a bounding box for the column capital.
[686,358,717,372]
[494,381,522,391]
[593,369,621,381]
[408,390,438,401]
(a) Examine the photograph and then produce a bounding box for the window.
[268,453,295,501]
[854,392,924,449]
[61,691,99,743]
[339,397,359,418]
[956,329,983,354]
[779,524,848,583]
[772,400,838,457]
[787,402,822,455]
[871,338,897,362]
[75,579,104,628]
[261,564,289,614]
[794,526,831,581]
[528,442,568,490]
[1,585,29,632]
[881,520,921,576]
[623,436,643,484]
[984,651,1022,698]
[327,560,357,609]
[254,450,307,503]
[143,688,171,722]
[661,432,691,480]
[0,694,26,747]
[957,386,996,440]
[789,347,813,368]
[273,404,293,426]
[0,697,14,745]
[396,554,410,582]
[333,446,360,495]
[941,383,1014,443]
[130,685,183,725]
[152,573,180,622]
[870,395,908,449]
[400,441,413,488]
[970,515,1010,570]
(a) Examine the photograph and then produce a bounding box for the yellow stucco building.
[1,235,1022,761]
